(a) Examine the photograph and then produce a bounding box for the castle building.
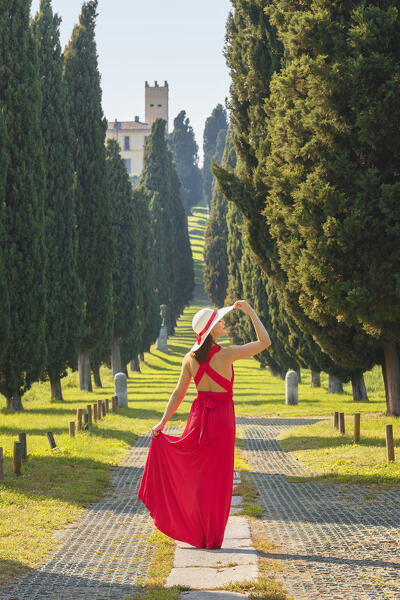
[106,81,169,183]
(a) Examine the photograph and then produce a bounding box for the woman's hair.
[190,333,214,363]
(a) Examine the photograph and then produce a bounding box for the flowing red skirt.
[137,389,236,549]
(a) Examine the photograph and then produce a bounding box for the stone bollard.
[156,304,169,353]
[97,399,102,420]
[93,403,98,422]
[69,421,75,437]
[105,399,109,414]
[386,425,395,462]
[77,408,83,431]
[114,372,128,408]
[285,371,298,405]
[86,405,92,425]
[0,447,4,481]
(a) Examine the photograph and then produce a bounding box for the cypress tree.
[139,119,194,334]
[0,0,47,410]
[202,104,228,206]
[217,0,378,401]
[106,138,141,375]
[63,0,113,391]
[0,109,10,369]
[168,110,202,215]
[263,1,399,409]
[203,127,236,308]
[32,0,83,402]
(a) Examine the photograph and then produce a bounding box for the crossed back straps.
[194,345,234,392]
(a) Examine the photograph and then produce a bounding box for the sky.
[30,0,232,164]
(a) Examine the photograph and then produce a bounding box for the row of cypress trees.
[205,0,400,415]
[1,0,193,410]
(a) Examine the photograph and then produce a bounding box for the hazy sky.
[30,0,232,164]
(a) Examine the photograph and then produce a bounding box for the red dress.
[137,344,236,549]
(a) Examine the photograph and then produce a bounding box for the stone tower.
[145,80,169,130]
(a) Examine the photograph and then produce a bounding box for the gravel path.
[238,416,400,600]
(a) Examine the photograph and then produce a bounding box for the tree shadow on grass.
[0,559,35,590]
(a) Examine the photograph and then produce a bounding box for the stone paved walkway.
[0,431,159,600]
[238,416,400,600]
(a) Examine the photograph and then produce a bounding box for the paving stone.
[173,545,257,568]
[231,496,242,506]
[166,564,258,588]
[181,591,248,600]
[236,416,400,600]
[223,517,250,540]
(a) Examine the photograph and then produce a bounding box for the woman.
[137,299,271,549]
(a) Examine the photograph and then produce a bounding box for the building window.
[150,103,154,107]
[158,104,162,107]
[124,158,131,173]
[124,136,130,150]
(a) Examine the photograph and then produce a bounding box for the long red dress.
[137,344,236,549]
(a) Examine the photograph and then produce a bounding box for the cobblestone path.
[0,430,167,600]
[238,416,400,600]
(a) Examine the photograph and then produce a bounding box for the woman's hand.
[151,421,165,438]
[233,300,254,316]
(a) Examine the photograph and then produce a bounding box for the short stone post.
[86,404,92,425]
[105,398,109,414]
[97,399,102,420]
[285,370,298,405]
[101,400,106,418]
[339,412,345,434]
[354,413,361,443]
[114,372,128,408]
[93,403,98,422]
[156,304,169,353]
[334,411,339,429]
[386,424,395,462]
[18,433,27,460]
[69,421,75,437]
[0,447,4,481]
[13,442,22,475]
[77,408,83,431]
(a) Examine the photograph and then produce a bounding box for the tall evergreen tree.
[202,104,228,206]
[63,0,113,391]
[263,1,399,410]
[121,188,161,365]
[106,138,141,375]
[0,0,47,410]
[0,109,10,369]
[216,0,378,402]
[32,0,83,402]
[203,127,236,307]
[139,119,194,334]
[168,110,202,215]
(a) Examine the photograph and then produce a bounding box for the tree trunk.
[381,360,389,414]
[123,364,128,377]
[139,353,144,362]
[130,356,141,372]
[382,342,400,416]
[92,365,102,388]
[111,336,122,376]
[7,391,24,411]
[78,351,91,391]
[311,371,321,387]
[50,375,63,402]
[328,374,343,394]
[279,372,286,380]
[351,371,368,402]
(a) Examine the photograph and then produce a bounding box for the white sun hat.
[190,305,235,352]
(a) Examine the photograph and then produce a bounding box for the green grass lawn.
[0,203,397,588]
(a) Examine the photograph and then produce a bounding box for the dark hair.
[190,333,215,363]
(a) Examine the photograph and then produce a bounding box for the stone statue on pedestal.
[157,304,169,353]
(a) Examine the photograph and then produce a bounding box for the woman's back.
[189,345,234,393]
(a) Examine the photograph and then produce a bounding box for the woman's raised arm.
[224,300,271,362]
